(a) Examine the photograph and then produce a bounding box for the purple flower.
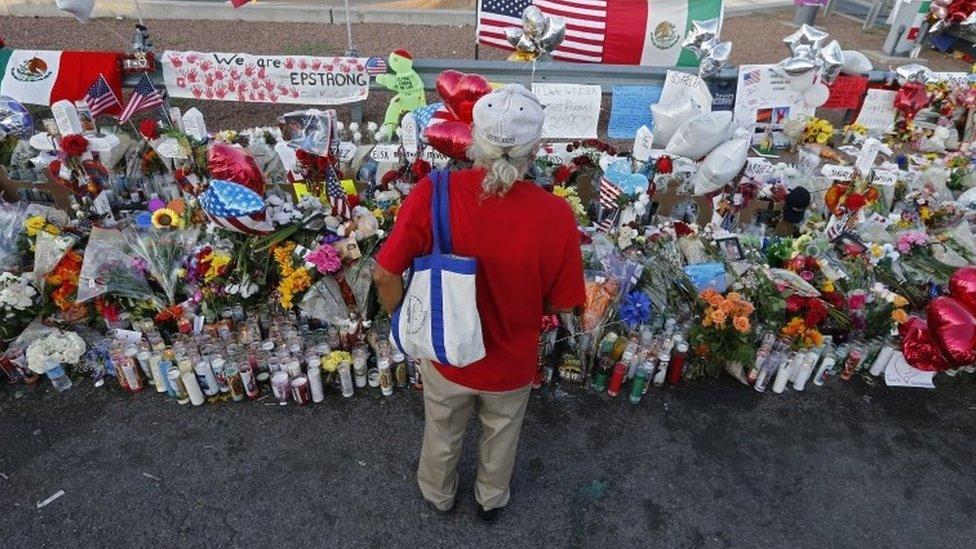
[307,244,342,275]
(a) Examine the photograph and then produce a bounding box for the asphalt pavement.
[2,373,976,547]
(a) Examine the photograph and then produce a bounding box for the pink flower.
[848,292,867,310]
[307,244,342,274]
[800,270,815,282]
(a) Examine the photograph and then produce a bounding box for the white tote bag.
[390,170,486,367]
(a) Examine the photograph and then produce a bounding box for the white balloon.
[651,97,701,146]
[55,0,95,22]
[665,111,734,160]
[840,50,873,75]
[803,83,830,108]
[788,72,816,92]
[690,135,750,195]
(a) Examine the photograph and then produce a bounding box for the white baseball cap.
[472,84,544,149]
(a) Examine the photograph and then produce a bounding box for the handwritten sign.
[885,352,935,388]
[660,71,712,112]
[855,89,897,134]
[733,64,813,128]
[855,137,889,174]
[821,164,855,180]
[744,158,774,180]
[632,126,654,162]
[823,75,868,110]
[532,83,601,139]
[400,112,418,155]
[607,85,662,139]
[337,142,357,163]
[872,169,897,186]
[369,144,399,163]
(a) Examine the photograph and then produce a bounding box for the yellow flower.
[870,244,883,258]
[278,266,312,309]
[205,252,232,281]
[553,185,571,198]
[892,295,909,308]
[42,224,60,236]
[892,308,908,324]
[822,280,835,293]
[24,215,45,237]
[151,208,182,229]
[919,207,933,221]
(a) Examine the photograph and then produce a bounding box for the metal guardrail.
[126,57,897,93]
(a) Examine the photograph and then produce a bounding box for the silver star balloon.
[782,24,829,55]
[682,18,720,56]
[895,64,932,86]
[683,19,730,79]
[818,40,845,84]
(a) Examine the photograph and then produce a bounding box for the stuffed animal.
[375,49,426,139]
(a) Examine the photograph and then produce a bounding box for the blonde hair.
[467,133,539,196]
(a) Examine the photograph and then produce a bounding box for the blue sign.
[607,85,662,140]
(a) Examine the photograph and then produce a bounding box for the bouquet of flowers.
[0,272,38,341]
[25,329,86,374]
[688,289,756,378]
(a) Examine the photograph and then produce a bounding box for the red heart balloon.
[900,317,952,372]
[894,82,930,119]
[927,297,976,367]
[425,120,472,160]
[949,266,976,316]
[435,70,492,123]
[208,143,265,196]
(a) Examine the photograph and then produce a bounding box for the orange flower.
[709,309,728,326]
[719,298,735,313]
[782,318,806,337]
[733,316,751,333]
[891,308,908,324]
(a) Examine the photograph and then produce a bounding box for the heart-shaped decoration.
[435,70,492,123]
[425,120,473,160]
[900,316,951,372]
[208,143,265,196]
[949,266,976,316]
[927,297,976,367]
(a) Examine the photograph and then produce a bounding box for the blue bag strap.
[430,169,453,256]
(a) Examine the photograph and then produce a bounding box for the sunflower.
[151,208,183,229]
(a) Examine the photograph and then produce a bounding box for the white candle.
[869,346,896,376]
[182,370,205,406]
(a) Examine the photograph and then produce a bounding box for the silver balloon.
[699,40,731,79]
[516,33,538,54]
[783,24,829,55]
[505,27,524,48]
[818,40,845,84]
[536,17,566,56]
[682,18,720,56]
[522,6,549,38]
[895,63,932,85]
[779,56,817,77]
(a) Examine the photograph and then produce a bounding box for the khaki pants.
[417,360,532,512]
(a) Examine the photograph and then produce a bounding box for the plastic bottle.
[43,360,72,392]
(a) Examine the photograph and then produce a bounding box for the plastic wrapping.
[0,202,29,271]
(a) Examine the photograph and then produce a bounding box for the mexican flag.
[0,50,123,106]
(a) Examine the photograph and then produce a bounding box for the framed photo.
[832,231,868,256]
[715,236,745,261]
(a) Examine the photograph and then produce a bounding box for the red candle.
[667,342,688,385]
[607,362,627,397]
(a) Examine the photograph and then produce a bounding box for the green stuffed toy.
[376,49,426,139]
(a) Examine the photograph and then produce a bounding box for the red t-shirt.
[376,168,586,391]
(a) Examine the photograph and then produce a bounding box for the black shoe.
[477,505,502,522]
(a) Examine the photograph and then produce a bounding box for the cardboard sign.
[855,137,889,174]
[532,83,601,139]
[162,51,370,105]
[733,64,814,129]
[885,352,935,388]
[855,89,897,134]
[823,75,869,110]
[607,85,662,139]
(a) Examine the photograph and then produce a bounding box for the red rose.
[59,134,89,158]
[804,256,819,271]
[844,193,867,212]
[786,295,806,313]
[315,155,331,172]
[655,155,673,174]
[139,119,159,140]
[347,193,360,209]
[673,221,693,237]
[553,164,574,184]
[48,159,62,177]
[804,299,828,326]
[294,149,312,165]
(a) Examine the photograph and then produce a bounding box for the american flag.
[414,102,454,133]
[599,176,622,210]
[596,209,618,232]
[199,179,274,235]
[478,0,606,63]
[742,69,762,86]
[83,74,121,117]
[365,56,389,76]
[325,164,353,220]
[119,74,164,123]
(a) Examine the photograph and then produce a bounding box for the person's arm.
[373,265,404,315]
[372,177,433,314]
